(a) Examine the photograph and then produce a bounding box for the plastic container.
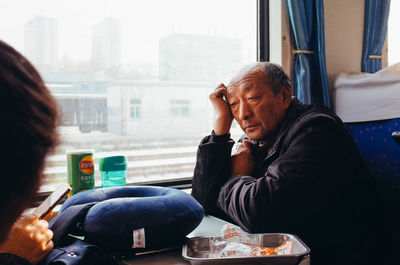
[99,156,127,187]
[182,233,310,265]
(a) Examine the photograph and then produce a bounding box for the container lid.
[66,149,94,155]
[99,156,127,171]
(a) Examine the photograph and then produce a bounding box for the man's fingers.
[210,86,227,100]
[45,229,53,242]
[238,140,251,151]
[242,140,251,149]
[45,240,54,252]
[212,83,227,95]
[38,240,54,261]
[39,230,53,250]
[232,140,252,156]
[17,213,39,226]
[34,219,49,232]
[216,83,227,90]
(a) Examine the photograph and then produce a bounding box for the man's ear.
[281,86,292,109]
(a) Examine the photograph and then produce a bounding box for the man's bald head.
[228,62,291,95]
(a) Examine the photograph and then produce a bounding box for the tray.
[182,233,310,265]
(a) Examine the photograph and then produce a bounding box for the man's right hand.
[231,140,255,176]
[0,213,54,264]
[209,83,234,135]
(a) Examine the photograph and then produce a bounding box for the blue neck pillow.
[56,186,204,253]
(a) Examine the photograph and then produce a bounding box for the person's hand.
[209,83,233,135]
[0,213,54,264]
[231,140,255,176]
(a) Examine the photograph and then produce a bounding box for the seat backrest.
[345,118,400,196]
[334,66,400,264]
[333,64,400,198]
[346,119,400,265]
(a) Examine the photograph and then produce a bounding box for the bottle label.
[79,155,94,175]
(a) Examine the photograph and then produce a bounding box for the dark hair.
[261,62,291,95]
[0,40,58,237]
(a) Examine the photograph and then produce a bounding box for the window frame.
[129,98,142,119]
[257,0,270,62]
[32,1,269,202]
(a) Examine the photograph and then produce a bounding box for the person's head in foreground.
[0,39,58,243]
[226,62,292,141]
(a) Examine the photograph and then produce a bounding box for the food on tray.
[250,240,293,256]
[210,224,293,258]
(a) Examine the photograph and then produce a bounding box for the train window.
[170,99,191,118]
[0,0,257,192]
[388,1,400,66]
[130,99,141,119]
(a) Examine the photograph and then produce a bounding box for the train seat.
[334,64,400,264]
[334,63,400,195]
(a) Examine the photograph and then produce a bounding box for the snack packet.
[209,224,294,258]
[250,240,293,256]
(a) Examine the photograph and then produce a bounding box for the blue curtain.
[361,0,391,73]
[286,0,331,108]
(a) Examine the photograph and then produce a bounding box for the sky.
[2,1,398,67]
[0,0,257,65]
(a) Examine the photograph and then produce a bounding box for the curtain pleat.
[361,0,391,73]
[287,0,331,108]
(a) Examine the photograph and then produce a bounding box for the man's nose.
[238,102,251,120]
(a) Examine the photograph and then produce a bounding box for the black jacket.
[192,98,381,265]
[0,253,31,265]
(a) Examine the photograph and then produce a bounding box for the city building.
[91,17,121,77]
[107,80,213,138]
[159,33,242,83]
[24,15,58,73]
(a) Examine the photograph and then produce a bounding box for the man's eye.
[248,96,260,101]
[230,102,237,107]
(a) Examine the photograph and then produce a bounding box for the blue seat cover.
[346,118,400,189]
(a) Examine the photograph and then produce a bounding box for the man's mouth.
[245,124,259,130]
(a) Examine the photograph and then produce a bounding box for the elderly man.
[191,62,380,265]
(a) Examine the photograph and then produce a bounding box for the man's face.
[227,70,291,141]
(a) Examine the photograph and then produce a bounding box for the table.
[116,216,311,265]
[116,216,233,265]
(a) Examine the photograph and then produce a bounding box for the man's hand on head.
[231,140,254,176]
[210,83,234,135]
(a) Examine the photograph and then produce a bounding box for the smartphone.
[392,131,400,146]
[33,184,71,219]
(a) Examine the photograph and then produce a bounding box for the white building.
[107,80,214,139]
[91,17,121,76]
[24,15,58,73]
[159,34,242,83]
